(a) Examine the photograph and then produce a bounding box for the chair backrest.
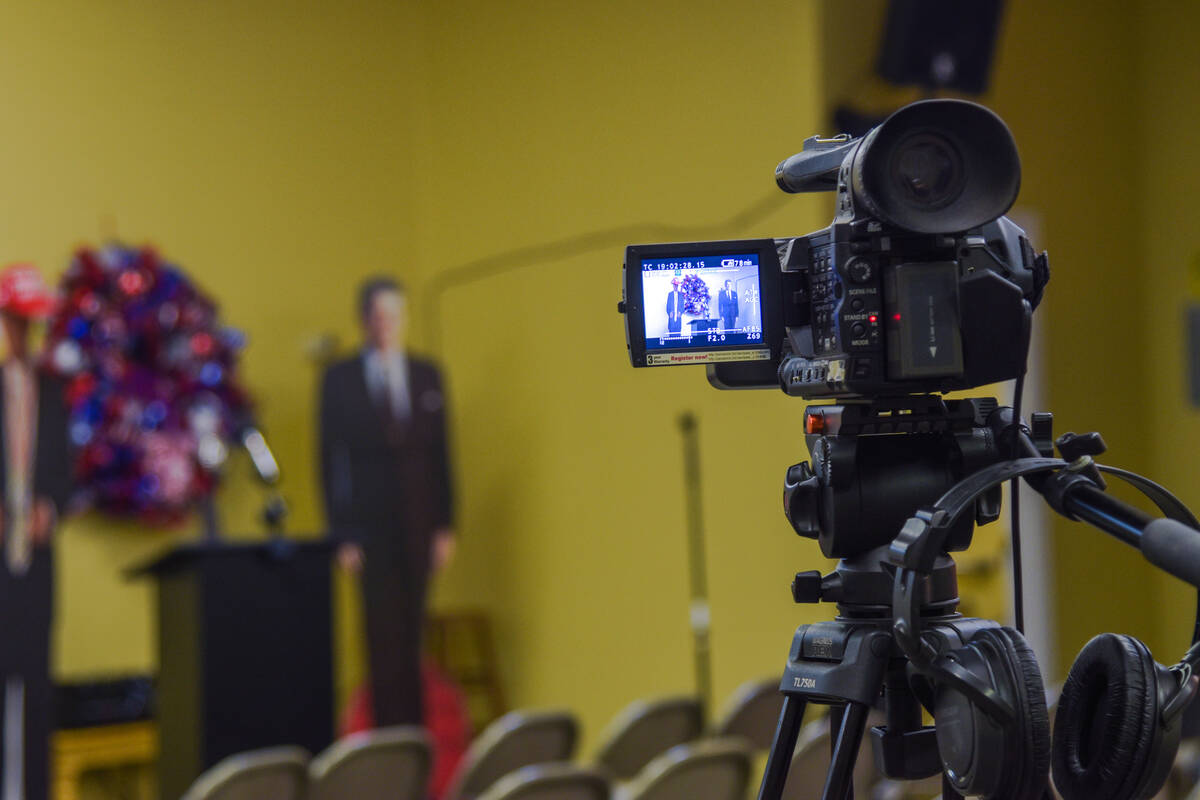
[593,695,705,780]
[309,726,431,800]
[622,738,753,800]
[780,717,882,800]
[444,709,580,800]
[712,678,785,750]
[180,746,309,800]
[476,762,612,800]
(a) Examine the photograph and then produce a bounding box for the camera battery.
[884,261,964,379]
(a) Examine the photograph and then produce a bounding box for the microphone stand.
[678,411,713,715]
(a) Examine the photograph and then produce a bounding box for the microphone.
[1142,518,1200,588]
[240,426,281,485]
[774,135,856,194]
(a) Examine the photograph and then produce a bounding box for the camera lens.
[889,132,964,210]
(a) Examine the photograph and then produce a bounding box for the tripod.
[756,397,1011,800]
[756,549,998,800]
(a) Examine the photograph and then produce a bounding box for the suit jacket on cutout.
[319,353,453,555]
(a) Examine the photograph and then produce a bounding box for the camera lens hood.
[851,99,1020,234]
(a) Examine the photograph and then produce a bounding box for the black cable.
[421,192,791,354]
[1010,370,1026,633]
[1009,303,1033,634]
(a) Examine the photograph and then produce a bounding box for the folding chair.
[476,762,612,800]
[443,709,580,800]
[180,745,309,800]
[621,738,753,800]
[780,716,886,800]
[594,695,704,780]
[712,678,785,750]
[309,725,431,800]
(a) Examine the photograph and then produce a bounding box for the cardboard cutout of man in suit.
[718,279,739,332]
[319,277,455,727]
[0,264,70,800]
[666,281,683,335]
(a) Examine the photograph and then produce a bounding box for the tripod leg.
[829,707,853,800]
[821,701,870,800]
[756,695,807,800]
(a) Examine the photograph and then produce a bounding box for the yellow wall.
[419,0,833,753]
[16,0,1199,764]
[990,0,1200,669]
[1136,3,1200,658]
[2,0,838,755]
[987,0,1161,672]
[816,0,1171,677]
[0,0,431,677]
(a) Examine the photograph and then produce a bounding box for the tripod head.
[757,396,1052,800]
[784,396,1006,560]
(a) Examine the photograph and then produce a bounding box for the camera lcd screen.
[623,239,782,368]
[641,254,766,361]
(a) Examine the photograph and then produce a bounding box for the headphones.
[1052,633,1197,800]
[904,619,1051,798]
[890,456,1200,800]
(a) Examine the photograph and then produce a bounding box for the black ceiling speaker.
[877,0,1005,94]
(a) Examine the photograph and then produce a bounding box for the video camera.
[619,99,1049,399]
[618,98,1200,800]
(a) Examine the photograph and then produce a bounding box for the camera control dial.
[847,258,874,284]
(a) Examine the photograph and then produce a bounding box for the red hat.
[0,264,55,318]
